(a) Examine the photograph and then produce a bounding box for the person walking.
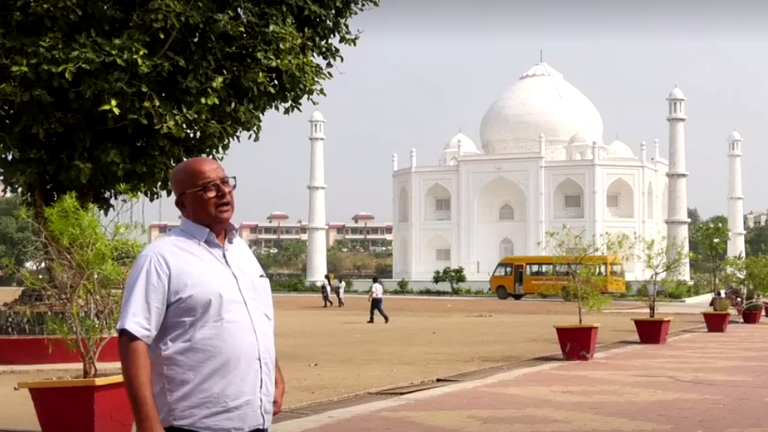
[322,274,334,308]
[337,279,346,308]
[367,276,389,324]
[117,157,284,432]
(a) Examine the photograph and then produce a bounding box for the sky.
[128,0,768,226]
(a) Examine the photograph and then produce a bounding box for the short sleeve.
[117,251,169,345]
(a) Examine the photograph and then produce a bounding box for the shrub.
[271,277,317,292]
[396,278,412,294]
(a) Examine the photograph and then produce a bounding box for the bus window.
[554,264,582,276]
[526,263,553,276]
[610,263,624,277]
[493,264,513,276]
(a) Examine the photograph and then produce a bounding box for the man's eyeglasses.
[178,176,237,199]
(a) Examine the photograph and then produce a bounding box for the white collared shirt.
[117,218,275,431]
[371,283,384,298]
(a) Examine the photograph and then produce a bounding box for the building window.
[386,228,392,234]
[337,228,344,234]
[301,228,307,234]
[158,227,167,234]
[499,204,515,220]
[249,227,258,234]
[607,194,619,208]
[564,195,582,209]
[436,248,451,261]
[436,198,451,212]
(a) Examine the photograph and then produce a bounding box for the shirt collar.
[179,217,238,244]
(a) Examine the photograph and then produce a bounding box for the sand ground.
[0,292,702,431]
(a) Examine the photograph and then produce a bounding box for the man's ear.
[175,197,187,216]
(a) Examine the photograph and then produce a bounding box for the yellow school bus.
[490,255,626,300]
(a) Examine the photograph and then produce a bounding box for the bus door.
[514,264,525,294]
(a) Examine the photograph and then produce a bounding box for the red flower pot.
[631,317,673,344]
[553,324,599,361]
[742,310,762,324]
[17,375,134,432]
[702,312,731,333]
[764,303,768,318]
[0,336,119,365]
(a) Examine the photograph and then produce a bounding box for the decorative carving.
[550,174,585,190]
[605,173,635,189]
[472,171,529,192]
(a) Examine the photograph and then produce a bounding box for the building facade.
[147,212,393,250]
[392,62,684,281]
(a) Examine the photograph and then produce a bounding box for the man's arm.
[273,358,286,416]
[116,252,169,432]
[119,331,163,432]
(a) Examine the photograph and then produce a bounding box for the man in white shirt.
[337,279,346,307]
[367,276,389,324]
[117,157,285,432]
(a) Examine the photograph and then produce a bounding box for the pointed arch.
[398,187,409,223]
[499,203,515,221]
[424,183,452,222]
[646,181,655,220]
[606,177,635,218]
[554,178,584,219]
[499,237,515,259]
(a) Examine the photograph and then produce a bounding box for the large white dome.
[479,63,604,156]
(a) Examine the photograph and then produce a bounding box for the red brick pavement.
[276,325,768,432]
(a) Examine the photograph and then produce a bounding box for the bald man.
[118,158,284,432]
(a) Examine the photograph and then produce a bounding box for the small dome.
[668,87,685,100]
[605,140,637,159]
[567,125,600,146]
[310,110,325,122]
[729,130,742,141]
[444,132,480,153]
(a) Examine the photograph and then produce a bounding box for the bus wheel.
[512,294,524,301]
[496,287,509,300]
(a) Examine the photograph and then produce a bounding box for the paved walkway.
[274,324,768,432]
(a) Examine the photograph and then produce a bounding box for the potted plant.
[725,255,768,324]
[691,219,730,329]
[542,226,630,361]
[631,236,688,344]
[702,296,732,332]
[7,194,142,432]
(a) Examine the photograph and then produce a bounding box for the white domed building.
[392,62,689,282]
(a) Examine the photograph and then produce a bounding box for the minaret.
[665,87,690,281]
[392,153,398,171]
[306,110,328,286]
[727,130,746,258]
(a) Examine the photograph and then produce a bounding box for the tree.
[746,225,768,257]
[634,235,688,318]
[691,219,730,294]
[431,267,467,295]
[277,240,307,273]
[0,196,42,273]
[725,255,768,311]
[3,193,143,378]
[541,226,632,325]
[0,0,380,215]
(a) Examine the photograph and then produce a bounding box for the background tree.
[541,226,632,325]
[634,235,688,318]
[725,255,768,311]
[0,196,42,275]
[431,267,467,295]
[746,225,768,256]
[0,0,380,215]
[691,219,730,294]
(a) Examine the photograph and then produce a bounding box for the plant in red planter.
[692,219,731,332]
[631,236,688,344]
[542,226,632,361]
[726,255,768,325]
[6,194,143,432]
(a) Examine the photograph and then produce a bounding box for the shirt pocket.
[249,276,275,322]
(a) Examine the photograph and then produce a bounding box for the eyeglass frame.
[176,176,237,199]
